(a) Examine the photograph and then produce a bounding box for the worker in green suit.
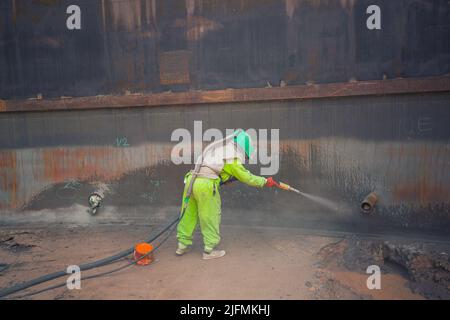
[176,130,278,260]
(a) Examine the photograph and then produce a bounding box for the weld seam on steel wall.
[1,75,450,113]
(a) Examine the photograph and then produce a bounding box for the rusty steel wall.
[0,0,449,238]
[1,0,450,100]
[0,92,449,237]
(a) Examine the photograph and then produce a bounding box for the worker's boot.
[202,250,226,260]
[175,243,192,256]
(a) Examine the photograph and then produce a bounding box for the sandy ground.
[0,220,450,299]
[0,221,437,300]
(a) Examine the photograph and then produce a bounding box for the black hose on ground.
[8,219,175,299]
[0,215,181,299]
[0,264,9,273]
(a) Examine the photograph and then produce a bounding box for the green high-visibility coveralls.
[177,159,266,253]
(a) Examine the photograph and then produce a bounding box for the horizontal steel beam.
[1,75,450,113]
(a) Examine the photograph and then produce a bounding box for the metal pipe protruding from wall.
[361,192,378,214]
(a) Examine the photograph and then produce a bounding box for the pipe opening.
[361,192,378,214]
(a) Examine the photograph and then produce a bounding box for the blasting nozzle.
[278,182,302,194]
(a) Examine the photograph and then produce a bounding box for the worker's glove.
[265,177,279,188]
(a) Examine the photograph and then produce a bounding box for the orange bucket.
[133,243,154,266]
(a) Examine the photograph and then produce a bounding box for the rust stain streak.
[393,177,450,205]
[0,152,17,209]
[42,147,120,182]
